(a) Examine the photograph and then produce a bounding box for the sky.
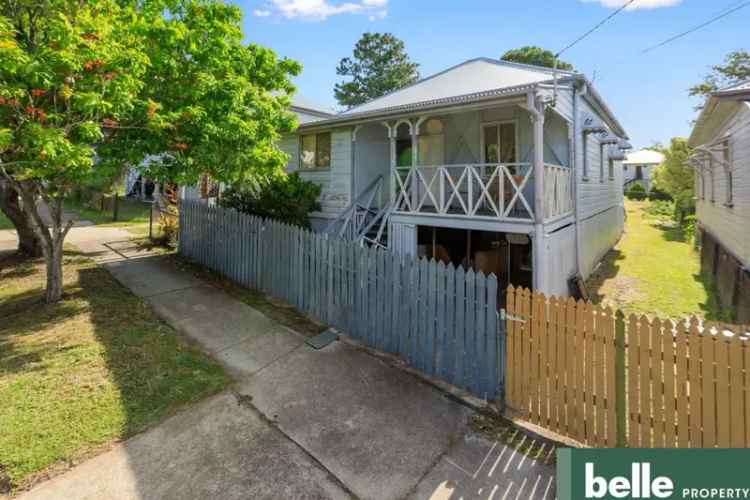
[233,0,747,149]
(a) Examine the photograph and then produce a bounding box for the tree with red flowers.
[0,0,300,303]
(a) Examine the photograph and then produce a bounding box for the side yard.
[0,251,229,494]
[587,200,723,320]
[65,197,152,238]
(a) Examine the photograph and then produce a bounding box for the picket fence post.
[615,309,627,447]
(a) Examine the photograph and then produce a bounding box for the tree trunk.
[0,180,43,257]
[0,173,71,303]
[44,239,64,303]
[42,197,69,303]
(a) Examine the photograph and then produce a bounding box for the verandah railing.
[180,199,506,400]
[391,162,573,222]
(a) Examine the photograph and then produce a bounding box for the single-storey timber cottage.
[279,58,631,298]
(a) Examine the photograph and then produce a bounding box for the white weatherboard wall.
[575,95,625,278]
[280,128,353,227]
[544,224,577,297]
[696,103,750,266]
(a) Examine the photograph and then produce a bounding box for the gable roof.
[689,80,750,147]
[295,57,626,138]
[340,58,575,116]
[623,149,664,166]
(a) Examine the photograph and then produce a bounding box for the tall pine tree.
[334,32,419,109]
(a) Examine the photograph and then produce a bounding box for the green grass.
[0,210,13,230]
[587,200,724,321]
[65,197,151,237]
[0,252,230,493]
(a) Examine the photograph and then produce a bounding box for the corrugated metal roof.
[717,79,750,95]
[291,94,337,116]
[340,58,571,116]
[623,149,664,165]
[294,57,627,139]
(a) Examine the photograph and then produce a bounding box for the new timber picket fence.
[179,199,505,400]
[505,286,750,448]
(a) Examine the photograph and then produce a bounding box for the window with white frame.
[608,158,615,180]
[708,157,715,202]
[481,122,517,164]
[300,132,331,170]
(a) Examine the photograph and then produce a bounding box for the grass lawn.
[0,252,229,493]
[587,200,723,321]
[65,197,152,237]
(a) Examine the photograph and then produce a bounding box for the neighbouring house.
[180,95,336,202]
[622,149,664,193]
[688,80,750,323]
[279,58,631,297]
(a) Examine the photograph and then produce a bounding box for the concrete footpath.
[13,229,556,500]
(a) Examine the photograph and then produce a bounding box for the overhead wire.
[640,1,750,54]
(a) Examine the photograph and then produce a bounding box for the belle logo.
[585,462,674,499]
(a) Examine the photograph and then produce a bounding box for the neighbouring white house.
[279,58,631,298]
[688,79,750,323]
[623,149,664,193]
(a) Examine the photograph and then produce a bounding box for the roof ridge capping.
[477,56,579,77]
[716,78,750,96]
[339,57,578,116]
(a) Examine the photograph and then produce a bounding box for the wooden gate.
[504,286,750,448]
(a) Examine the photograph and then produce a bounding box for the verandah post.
[615,309,627,447]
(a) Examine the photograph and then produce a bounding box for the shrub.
[673,195,696,224]
[625,182,647,200]
[683,214,697,242]
[220,172,322,228]
[647,186,672,202]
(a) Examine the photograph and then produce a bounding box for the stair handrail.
[324,174,384,239]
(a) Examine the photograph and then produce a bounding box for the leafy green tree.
[0,0,300,303]
[689,49,750,105]
[652,138,694,223]
[501,46,574,71]
[334,32,419,108]
[0,1,148,302]
[100,0,301,189]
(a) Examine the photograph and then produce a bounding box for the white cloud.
[583,0,683,9]
[257,0,389,20]
[253,8,271,16]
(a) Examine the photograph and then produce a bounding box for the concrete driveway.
[12,232,556,500]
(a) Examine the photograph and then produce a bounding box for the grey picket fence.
[179,199,505,400]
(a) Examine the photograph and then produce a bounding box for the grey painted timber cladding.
[179,199,505,400]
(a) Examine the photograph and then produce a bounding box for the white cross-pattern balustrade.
[392,163,573,222]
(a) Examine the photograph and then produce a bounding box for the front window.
[300,132,331,169]
[482,122,517,164]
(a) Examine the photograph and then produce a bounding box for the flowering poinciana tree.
[0,0,301,303]
[0,1,148,302]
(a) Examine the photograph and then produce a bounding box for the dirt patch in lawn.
[587,273,647,311]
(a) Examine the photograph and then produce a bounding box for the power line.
[556,0,638,57]
[641,1,750,54]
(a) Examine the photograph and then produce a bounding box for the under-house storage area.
[416,226,533,292]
